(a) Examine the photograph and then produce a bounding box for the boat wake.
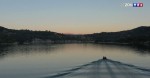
[43,58,150,78]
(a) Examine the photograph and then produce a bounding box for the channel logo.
[133,3,143,7]
[124,2,143,7]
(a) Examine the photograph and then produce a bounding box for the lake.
[0,43,150,78]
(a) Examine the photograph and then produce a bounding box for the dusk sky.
[0,0,150,34]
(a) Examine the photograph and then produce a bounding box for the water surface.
[0,43,150,78]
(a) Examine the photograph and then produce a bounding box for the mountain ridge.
[0,26,150,47]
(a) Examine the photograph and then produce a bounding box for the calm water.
[0,43,150,78]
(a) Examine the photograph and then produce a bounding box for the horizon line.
[0,25,149,35]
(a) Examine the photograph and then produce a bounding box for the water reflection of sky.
[0,43,150,78]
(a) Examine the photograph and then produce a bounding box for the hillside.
[0,26,150,46]
[87,26,150,46]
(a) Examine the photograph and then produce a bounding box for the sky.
[0,0,150,34]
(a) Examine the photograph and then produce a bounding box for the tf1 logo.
[124,3,143,7]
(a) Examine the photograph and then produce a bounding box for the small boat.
[44,57,150,78]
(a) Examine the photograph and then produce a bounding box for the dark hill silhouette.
[87,26,150,47]
[0,26,150,47]
[0,26,86,44]
[0,26,57,44]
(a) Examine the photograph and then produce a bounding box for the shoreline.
[0,41,149,48]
